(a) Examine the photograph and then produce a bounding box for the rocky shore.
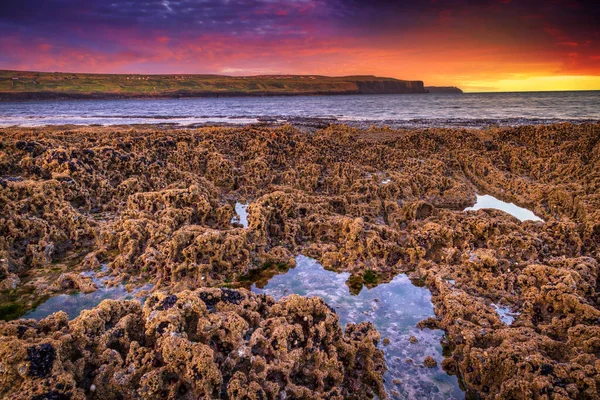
[0,123,599,399]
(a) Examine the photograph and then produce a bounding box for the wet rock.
[0,289,385,399]
[26,343,56,377]
[1,123,600,399]
[156,294,178,310]
[423,356,437,368]
[51,273,97,294]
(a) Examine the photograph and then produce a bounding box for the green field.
[0,70,427,99]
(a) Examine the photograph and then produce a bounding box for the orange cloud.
[1,2,598,93]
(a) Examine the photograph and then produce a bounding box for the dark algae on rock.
[0,122,599,398]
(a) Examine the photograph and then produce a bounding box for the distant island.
[425,86,464,94]
[0,70,462,100]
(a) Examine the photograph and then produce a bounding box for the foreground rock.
[0,288,385,399]
[1,123,600,398]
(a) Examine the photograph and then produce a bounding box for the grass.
[0,70,424,98]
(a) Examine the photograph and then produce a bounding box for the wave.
[1,115,597,129]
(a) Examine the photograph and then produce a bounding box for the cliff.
[356,79,425,94]
[0,70,426,100]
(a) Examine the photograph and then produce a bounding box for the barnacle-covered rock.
[0,289,385,399]
[1,122,600,398]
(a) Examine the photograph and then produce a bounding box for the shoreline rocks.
[0,289,385,399]
[1,122,599,398]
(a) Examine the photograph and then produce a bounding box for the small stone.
[90,384,96,392]
[409,335,418,344]
[383,337,391,346]
[392,378,402,385]
[424,356,437,368]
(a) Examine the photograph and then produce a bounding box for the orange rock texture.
[0,122,599,399]
[0,288,385,399]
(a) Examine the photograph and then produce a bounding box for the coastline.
[1,117,599,131]
[2,91,599,131]
[0,71,430,101]
[0,122,599,399]
[0,90,432,102]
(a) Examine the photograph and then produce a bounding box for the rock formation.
[0,288,385,399]
[0,122,599,398]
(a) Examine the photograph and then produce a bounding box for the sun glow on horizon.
[0,0,598,92]
[460,75,600,93]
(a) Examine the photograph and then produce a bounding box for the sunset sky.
[1,0,599,92]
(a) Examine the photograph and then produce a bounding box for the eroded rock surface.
[0,288,385,399]
[1,123,600,398]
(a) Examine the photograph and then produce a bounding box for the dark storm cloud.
[0,0,597,43]
[0,0,598,79]
[0,0,329,38]
[329,0,600,38]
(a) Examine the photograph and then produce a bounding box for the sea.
[0,91,599,128]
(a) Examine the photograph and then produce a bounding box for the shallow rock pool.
[231,202,249,228]
[252,255,464,399]
[492,303,521,326]
[464,194,543,222]
[24,267,152,321]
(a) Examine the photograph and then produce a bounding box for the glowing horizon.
[1,0,598,92]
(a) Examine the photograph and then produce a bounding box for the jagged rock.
[0,289,385,399]
[0,123,599,399]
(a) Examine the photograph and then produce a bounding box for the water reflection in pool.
[24,266,152,321]
[492,303,520,326]
[231,202,249,228]
[464,194,543,222]
[252,255,464,399]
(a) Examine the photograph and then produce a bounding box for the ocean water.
[0,91,599,128]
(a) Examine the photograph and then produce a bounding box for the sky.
[0,0,599,92]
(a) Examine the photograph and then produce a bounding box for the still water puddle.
[24,266,152,321]
[464,194,543,222]
[231,202,249,228]
[492,303,520,326]
[252,256,464,399]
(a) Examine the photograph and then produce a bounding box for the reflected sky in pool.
[24,267,152,321]
[464,194,543,222]
[231,202,249,228]
[252,255,464,400]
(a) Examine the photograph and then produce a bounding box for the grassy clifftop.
[0,70,426,99]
